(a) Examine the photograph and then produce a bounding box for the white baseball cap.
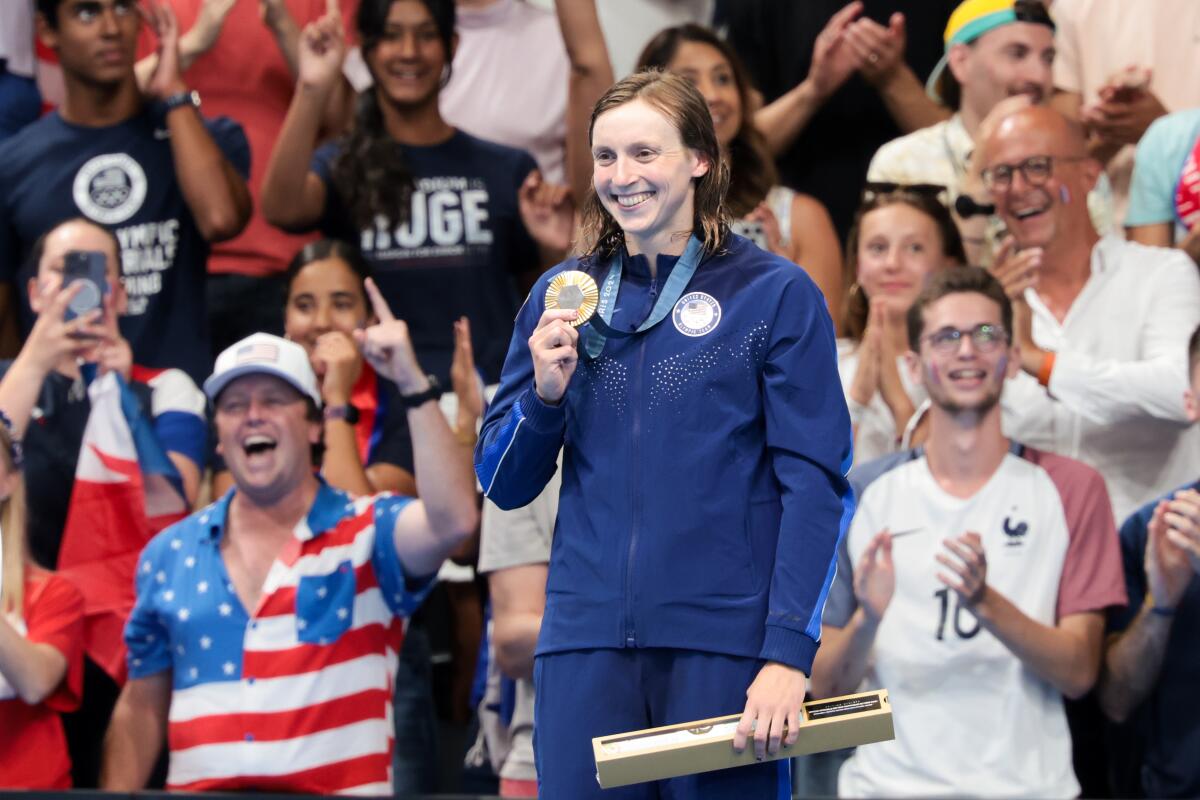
[204,333,321,407]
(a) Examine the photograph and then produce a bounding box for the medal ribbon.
[581,234,705,359]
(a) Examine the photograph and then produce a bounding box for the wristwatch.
[323,403,360,425]
[399,374,443,409]
[164,89,201,113]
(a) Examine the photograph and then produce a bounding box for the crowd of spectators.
[1,0,1199,797]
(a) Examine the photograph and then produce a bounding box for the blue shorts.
[533,648,790,799]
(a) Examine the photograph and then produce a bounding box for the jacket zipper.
[623,277,656,647]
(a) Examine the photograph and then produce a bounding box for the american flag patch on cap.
[236,342,279,364]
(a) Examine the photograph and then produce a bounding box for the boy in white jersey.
[813,266,1127,797]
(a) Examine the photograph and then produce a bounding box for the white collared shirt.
[1001,236,1200,522]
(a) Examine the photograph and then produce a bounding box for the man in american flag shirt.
[99,283,479,795]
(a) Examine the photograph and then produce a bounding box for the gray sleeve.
[478,468,560,574]
[822,533,857,628]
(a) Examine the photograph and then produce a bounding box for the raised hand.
[528,308,579,405]
[92,291,133,382]
[450,317,484,434]
[141,0,188,100]
[855,530,895,623]
[23,283,107,375]
[845,12,906,88]
[848,303,882,407]
[1161,488,1200,578]
[184,0,237,58]
[808,2,866,102]
[1145,499,1194,610]
[937,532,988,608]
[518,170,575,254]
[312,330,362,405]
[353,278,427,394]
[297,6,346,92]
[743,203,785,257]
[988,236,1045,376]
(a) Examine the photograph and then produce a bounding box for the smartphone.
[62,250,109,322]
[731,219,768,250]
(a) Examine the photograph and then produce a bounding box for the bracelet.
[1036,351,1056,388]
[1149,605,1176,617]
[455,426,478,447]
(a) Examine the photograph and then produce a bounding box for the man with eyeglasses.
[980,103,1200,526]
[811,265,1126,798]
[865,0,1113,264]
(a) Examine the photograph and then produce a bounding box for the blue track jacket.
[476,235,854,675]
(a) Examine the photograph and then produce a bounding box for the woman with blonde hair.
[0,413,85,789]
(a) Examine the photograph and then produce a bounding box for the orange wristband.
[1036,351,1056,387]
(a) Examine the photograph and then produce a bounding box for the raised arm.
[938,531,1107,699]
[261,8,345,231]
[142,2,251,242]
[554,0,613,205]
[753,2,863,157]
[843,13,949,135]
[135,0,236,92]
[354,279,478,577]
[475,276,575,510]
[1099,498,1194,722]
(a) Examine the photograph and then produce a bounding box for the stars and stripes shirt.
[125,481,433,795]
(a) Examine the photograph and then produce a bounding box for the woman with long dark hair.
[637,24,844,313]
[261,0,570,386]
[478,70,852,798]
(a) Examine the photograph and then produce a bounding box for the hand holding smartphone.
[62,250,109,325]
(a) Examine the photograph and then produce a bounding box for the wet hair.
[577,70,731,261]
[842,190,967,342]
[330,0,456,230]
[906,266,1013,351]
[283,239,375,303]
[636,24,776,218]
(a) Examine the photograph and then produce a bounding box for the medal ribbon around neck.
[580,234,705,359]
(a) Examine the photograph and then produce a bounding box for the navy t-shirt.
[311,130,539,384]
[0,104,250,385]
[1110,485,1200,798]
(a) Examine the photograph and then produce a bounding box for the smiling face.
[856,203,950,315]
[365,0,453,111]
[950,22,1054,120]
[591,98,710,255]
[910,291,1018,417]
[666,40,742,148]
[285,257,373,364]
[980,107,1098,250]
[214,374,320,505]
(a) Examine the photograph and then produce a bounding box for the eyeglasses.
[862,182,949,204]
[980,155,1086,191]
[922,323,1009,355]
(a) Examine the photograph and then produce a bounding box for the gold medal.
[544,270,599,327]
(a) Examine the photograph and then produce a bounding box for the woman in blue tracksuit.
[475,70,854,799]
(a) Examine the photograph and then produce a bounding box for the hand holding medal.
[530,273,597,404]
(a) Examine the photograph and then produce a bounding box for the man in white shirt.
[980,104,1200,523]
[867,0,1112,260]
[814,266,1126,797]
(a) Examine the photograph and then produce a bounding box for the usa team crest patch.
[672,292,721,337]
